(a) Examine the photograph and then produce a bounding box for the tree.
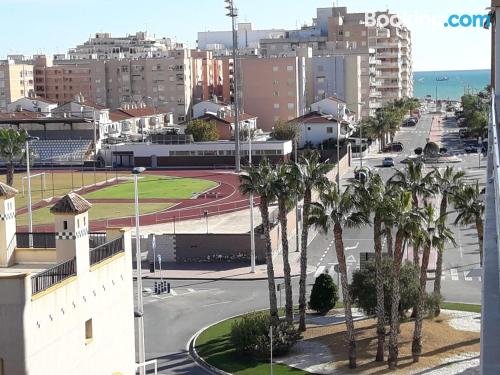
[239,159,279,321]
[411,205,455,363]
[353,172,393,362]
[308,272,339,314]
[351,259,420,318]
[310,183,369,369]
[273,121,300,142]
[293,151,333,332]
[0,129,28,187]
[432,166,465,314]
[388,190,423,370]
[185,119,219,142]
[454,182,485,266]
[362,116,386,151]
[271,163,295,323]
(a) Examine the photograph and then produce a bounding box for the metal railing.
[89,236,124,266]
[16,232,56,248]
[89,232,107,248]
[31,257,76,295]
[490,94,500,286]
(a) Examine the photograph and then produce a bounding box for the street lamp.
[346,102,365,169]
[132,166,146,375]
[248,131,256,272]
[25,135,39,248]
[225,0,241,172]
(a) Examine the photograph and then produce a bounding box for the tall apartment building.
[191,50,224,103]
[239,57,306,131]
[0,189,136,374]
[68,31,182,60]
[0,60,34,112]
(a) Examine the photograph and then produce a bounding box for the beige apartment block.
[239,57,306,131]
[0,189,136,374]
[0,60,34,112]
[191,50,224,103]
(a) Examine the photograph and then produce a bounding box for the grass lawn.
[84,176,217,200]
[17,202,173,226]
[3,171,127,209]
[442,302,481,313]
[196,316,306,375]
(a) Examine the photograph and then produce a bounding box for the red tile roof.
[118,107,159,118]
[109,110,132,122]
[197,112,257,124]
[0,111,46,120]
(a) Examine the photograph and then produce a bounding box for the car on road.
[383,142,404,152]
[459,129,470,138]
[402,118,417,127]
[354,166,372,181]
[382,157,395,167]
[464,145,479,153]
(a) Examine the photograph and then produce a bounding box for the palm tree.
[388,190,423,370]
[389,161,435,264]
[0,129,28,186]
[239,159,279,321]
[454,181,485,266]
[411,205,456,363]
[353,172,390,362]
[362,116,385,151]
[271,163,295,323]
[310,183,369,369]
[432,166,465,313]
[294,151,333,332]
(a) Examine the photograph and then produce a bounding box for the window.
[345,31,350,37]
[273,116,280,122]
[272,66,279,72]
[288,91,294,97]
[287,65,294,72]
[287,103,295,110]
[77,219,80,229]
[85,319,93,343]
[327,127,333,134]
[63,221,68,230]
[274,103,280,109]
[273,91,279,97]
[317,77,325,83]
[362,41,367,47]
[362,31,367,37]
[273,80,279,85]
[317,65,324,72]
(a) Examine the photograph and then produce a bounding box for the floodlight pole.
[26,136,39,248]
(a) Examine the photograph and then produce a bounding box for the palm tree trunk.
[434,194,448,316]
[260,198,279,321]
[385,223,393,258]
[374,215,385,362]
[334,223,357,369]
[476,217,484,267]
[388,231,404,370]
[298,189,312,332]
[278,198,293,324]
[6,162,14,187]
[412,243,431,362]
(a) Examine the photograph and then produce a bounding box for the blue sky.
[0,0,491,71]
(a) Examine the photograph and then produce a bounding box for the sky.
[0,0,491,72]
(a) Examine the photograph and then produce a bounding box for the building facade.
[0,60,34,112]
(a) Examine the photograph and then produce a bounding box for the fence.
[31,257,76,295]
[89,237,124,266]
[16,232,56,248]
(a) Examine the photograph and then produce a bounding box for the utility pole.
[225,0,241,172]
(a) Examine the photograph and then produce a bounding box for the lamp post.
[25,135,39,248]
[346,102,365,169]
[248,132,256,272]
[133,166,146,375]
[225,0,241,172]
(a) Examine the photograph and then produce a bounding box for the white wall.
[299,122,339,148]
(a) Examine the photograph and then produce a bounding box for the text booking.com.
[365,12,491,29]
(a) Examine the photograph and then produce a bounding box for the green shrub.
[351,259,420,318]
[230,312,300,359]
[308,272,339,314]
[424,292,444,318]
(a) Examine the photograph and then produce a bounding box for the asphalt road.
[138,112,485,374]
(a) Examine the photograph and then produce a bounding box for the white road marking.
[464,272,472,281]
[329,265,336,274]
[314,266,326,278]
[345,242,359,251]
[316,262,321,267]
[187,288,195,293]
[170,289,178,296]
[478,276,482,282]
[346,255,357,265]
[202,301,233,308]
[450,269,459,281]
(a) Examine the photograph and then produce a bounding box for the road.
[139,112,485,373]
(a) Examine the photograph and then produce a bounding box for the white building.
[7,97,58,115]
[0,188,136,374]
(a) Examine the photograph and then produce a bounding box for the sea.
[413,70,491,101]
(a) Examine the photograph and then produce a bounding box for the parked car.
[459,129,470,138]
[402,118,417,127]
[382,157,395,167]
[464,145,479,153]
[383,142,404,152]
[354,166,372,181]
[409,117,419,123]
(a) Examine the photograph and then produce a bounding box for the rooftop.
[50,193,92,214]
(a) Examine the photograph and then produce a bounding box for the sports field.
[83,176,218,200]
[17,202,174,226]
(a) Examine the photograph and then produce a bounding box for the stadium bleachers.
[30,139,93,164]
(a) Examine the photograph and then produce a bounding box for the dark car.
[464,145,479,153]
[459,129,470,138]
[402,118,417,127]
[383,142,404,152]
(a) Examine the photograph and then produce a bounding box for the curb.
[136,273,303,282]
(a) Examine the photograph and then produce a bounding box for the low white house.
[310,96,357,122]
[109,105,172,139]
[7,97,58,116]
[0,188,136,374]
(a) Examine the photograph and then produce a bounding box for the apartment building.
[239,57,306,131]
[0,189,136,374]
[0,60,34,112]
[191,50,224,103]
[68,31,182,60]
